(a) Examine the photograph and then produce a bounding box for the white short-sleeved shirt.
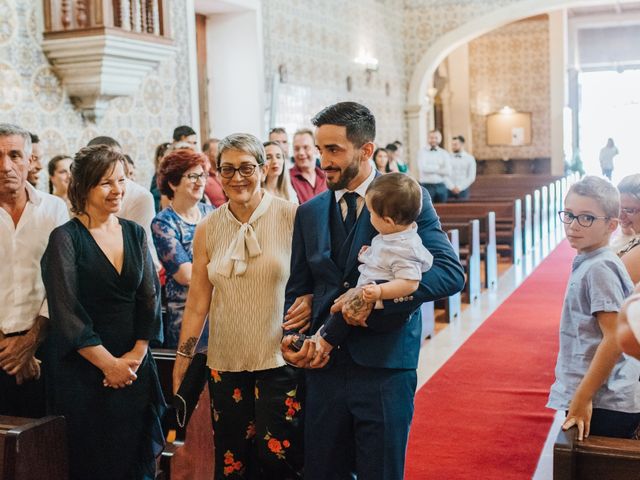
[357,224,433,286]
[0,184,69,334]
[547,246,640,413]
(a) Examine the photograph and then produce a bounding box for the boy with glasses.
[548,176,640,440]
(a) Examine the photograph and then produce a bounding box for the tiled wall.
[468,17,551,159]
[262,0,407,146]
[0,0,193,190]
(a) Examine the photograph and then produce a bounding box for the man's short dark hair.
[311,102,375,147]
[29,133,40,144]
[366,173,422,226]
[453,135,465,143]
[173,125,196,142]
[87,136,122,149]
[385,143,398,152]
[393,140,402,146]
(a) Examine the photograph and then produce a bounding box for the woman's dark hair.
[366,173,422,225]
[154,142,171,170]
[69,145,125,216]
[47,154,72,194]
[157,149,206,199]
[373,148,388,171]
[311,101,375,148]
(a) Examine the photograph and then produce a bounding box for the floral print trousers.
[208,365,304,479]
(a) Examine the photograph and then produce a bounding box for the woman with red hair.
[151,149,214,348]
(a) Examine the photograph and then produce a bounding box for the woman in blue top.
[152,149,214,349]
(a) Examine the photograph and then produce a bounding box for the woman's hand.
[283,294,313,333]
[102,357,139,389]
[172,355,192,395]
[562,397,593,441]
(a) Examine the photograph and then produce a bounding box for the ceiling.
[568,1,640,17]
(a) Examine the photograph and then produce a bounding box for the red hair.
[157,149,206,199]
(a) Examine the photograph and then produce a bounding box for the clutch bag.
[173,352,209,428]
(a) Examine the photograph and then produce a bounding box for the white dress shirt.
[0,184,69,334]
[334,164,377,220]
[357,224,433,286]
[416,146,452,184]
[445,150,476,192]
[119,178,159,268]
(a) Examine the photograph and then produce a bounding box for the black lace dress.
[41,218,165,480]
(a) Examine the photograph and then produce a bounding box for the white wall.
[206,5,264,138]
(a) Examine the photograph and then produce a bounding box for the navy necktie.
[343,192,358,232]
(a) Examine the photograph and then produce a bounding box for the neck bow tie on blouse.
[216,192,273,277]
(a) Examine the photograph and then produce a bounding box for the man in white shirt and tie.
[0,124,69,417]
[445,135,476,200]
[416,130,452,203]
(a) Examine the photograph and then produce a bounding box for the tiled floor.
[415,235,563,479]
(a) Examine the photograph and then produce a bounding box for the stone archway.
[404,0,637,175]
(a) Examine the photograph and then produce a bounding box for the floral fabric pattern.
[208,366,304,479]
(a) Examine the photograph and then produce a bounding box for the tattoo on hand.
[178,337,197,356]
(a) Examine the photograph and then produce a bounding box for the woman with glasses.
[173,133,311,478]
[151,149,214,349]
[263,141,299,203]
[615,174,640,283]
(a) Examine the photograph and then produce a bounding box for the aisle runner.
[406,241,574,479]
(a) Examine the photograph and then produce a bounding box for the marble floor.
[415,235,565,479]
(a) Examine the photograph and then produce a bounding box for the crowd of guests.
[2,103,640,480]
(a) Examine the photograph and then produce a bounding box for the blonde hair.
[263,141,294,201]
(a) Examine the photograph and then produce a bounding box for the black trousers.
[587,408,640,439]
[0,368,45,418]
[421,182,448,203]
[208,365,304,479]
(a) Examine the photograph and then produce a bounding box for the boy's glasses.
[558,210,609,228]
[219,164,259,179]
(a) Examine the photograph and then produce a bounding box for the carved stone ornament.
[42,32,175,123]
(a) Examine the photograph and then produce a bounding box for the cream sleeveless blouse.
[205,193,297,371]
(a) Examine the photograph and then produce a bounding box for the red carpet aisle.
[405,241,574,479]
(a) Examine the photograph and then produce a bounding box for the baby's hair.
[366,173,422,225]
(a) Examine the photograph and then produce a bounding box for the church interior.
[2,0,640,479]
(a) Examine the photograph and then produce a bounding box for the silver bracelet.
[176,350,194,359]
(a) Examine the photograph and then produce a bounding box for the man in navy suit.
[281,102,465,479]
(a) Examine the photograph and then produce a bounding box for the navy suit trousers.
[304,350,417,480]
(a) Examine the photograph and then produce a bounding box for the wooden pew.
[440,212,497,290]
[0,415,68,480]
[444,229,462,322]
[435,200,523,265]
[438,219,481,303]
[152,349,183,480]
[554,427,640,479]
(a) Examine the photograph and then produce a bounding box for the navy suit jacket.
[284,185,465,370]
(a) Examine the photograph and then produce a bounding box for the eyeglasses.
[558,210,609,228]
[183,173,207,184]
[219,164,259,179]
[621,207,640,216]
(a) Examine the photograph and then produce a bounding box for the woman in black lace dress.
[41,145,165,480]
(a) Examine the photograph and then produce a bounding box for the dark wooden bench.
[440,212,498,290]
[554,427,640,479]
[435,200,523,265]
[0,415,68,480]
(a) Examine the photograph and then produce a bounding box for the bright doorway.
[578,69,640,183]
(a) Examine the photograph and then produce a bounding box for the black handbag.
[173,352,209,428]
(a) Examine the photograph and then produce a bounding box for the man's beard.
[326,154,361,191]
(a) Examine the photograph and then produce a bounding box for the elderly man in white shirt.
[445,135,476,200]
[416,129,452,203]
[0,124,69,417]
